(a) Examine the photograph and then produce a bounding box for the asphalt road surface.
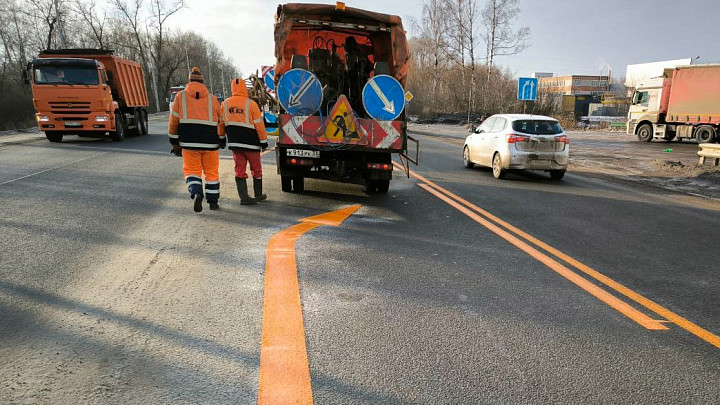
[1,117,719,404]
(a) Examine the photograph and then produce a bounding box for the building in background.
[538,75,610,96]
[531,72,553,79]
[625,58,693,90]
[538,75,610,118]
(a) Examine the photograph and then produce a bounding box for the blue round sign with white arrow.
[263,68,275,91]
[277,69,323,115]
[362,74,405,121]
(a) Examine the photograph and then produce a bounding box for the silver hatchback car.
[463,114,569,180]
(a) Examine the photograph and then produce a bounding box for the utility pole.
[54,0,66,48]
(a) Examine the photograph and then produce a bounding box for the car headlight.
[94,115,109,122]
[37,115,50,122]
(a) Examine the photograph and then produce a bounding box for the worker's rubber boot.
[253,178,267,202]
[235,177,257,205]
[193,194,203,213]
[208,201,219,210]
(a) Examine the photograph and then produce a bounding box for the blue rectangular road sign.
[517,77,538,101]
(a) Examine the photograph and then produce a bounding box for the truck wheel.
[141,109,149,135]
[695,126,716,144]
[376,180,390,193]
[133,109,143,136]
[365,181,377,193]
[281,176,292,192]
[636,124,653,142]
[45,132,63,143]
[293,177,305,192]
[110,113,125,142]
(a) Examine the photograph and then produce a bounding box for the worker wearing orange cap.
[168,67,226,212]
[221,77,269,205]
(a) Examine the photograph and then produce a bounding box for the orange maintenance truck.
[25,49,149,142]
[273,3,418,193]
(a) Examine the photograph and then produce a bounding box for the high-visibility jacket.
[221,78,267,151]
[168,81,225,150]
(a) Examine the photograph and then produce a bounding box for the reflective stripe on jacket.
[168,81,225,150]
[221,78,267,151]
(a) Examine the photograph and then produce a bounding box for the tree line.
[406,0,533,122]
[0,0,239,130]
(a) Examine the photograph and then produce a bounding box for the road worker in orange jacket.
[168,67,226,212]
[221,77,269,205]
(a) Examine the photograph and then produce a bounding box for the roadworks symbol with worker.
[324,95,362,143]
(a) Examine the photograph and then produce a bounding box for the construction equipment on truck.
[25,49,149,143]
[628,64,720,143]
[273,2,419,193]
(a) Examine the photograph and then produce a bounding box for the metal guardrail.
[698,143,720,166]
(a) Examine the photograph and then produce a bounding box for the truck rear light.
[506,134,530,143]
[287,158,314,166]
[555,135,569,144]
[367,163,392,170]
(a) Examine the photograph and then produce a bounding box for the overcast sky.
[167,0,719,79]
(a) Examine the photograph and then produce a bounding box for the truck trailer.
[628,64,720,143]
[273,2,418,193]
[26,49,149,143]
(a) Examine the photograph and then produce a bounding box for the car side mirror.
[469,125,477,133]
[475,128,484,134]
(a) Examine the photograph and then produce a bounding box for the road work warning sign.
[323,95,362,143]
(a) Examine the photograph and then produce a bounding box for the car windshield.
[512,120,563,135]
[34,65,99,85]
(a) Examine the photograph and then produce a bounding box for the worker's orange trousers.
[183,149,220,202]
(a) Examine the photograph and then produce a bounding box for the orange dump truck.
[26,49,149,142]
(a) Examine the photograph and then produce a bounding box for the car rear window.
[512,120,563,135]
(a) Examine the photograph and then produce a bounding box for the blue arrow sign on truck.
[277,69,323,115]
[362,75,406,121]
[263,67,275,91]
[517,77,538,101]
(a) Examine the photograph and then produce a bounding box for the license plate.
[530,160,552,168]
[286,149,319,158]
[64,122,82,128]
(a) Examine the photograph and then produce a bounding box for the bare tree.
[110,0,157,110]
[481,0,529,70]
[23,0,61,50]
[413,0,448,111]
[74,0,107,48]
[148,0,185,110]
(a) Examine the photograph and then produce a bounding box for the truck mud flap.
[398,135,420,178]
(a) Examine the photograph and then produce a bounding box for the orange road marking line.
[418,183,667,330]
[258,205,361,405]
[399,162,720,349]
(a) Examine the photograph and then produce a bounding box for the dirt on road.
[409,123,720,200]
